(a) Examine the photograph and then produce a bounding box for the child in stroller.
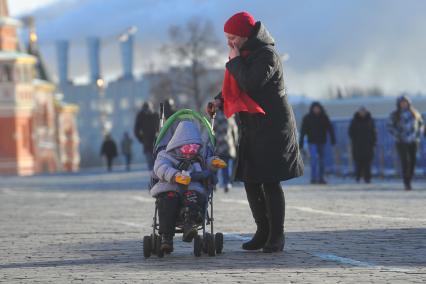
[150,119,226,254]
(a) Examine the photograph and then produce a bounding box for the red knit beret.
[224,12,256,37]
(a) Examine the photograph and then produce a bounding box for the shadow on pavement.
[1,227,425,270]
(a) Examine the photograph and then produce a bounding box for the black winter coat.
[134,109,159,154]
[101,140,118,159]
[299,113,336,146]
[225,22,304,183]
[349,112,377,162]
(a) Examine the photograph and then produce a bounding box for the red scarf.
[222,52,265,118]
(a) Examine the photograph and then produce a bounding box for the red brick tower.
[0,0,37,175]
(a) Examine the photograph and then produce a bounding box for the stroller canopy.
[154,109,215,156]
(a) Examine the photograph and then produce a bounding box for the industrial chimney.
[56,40,70,85]
[118,26,137,80]
[87,37,101,83]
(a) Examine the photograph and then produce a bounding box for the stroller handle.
[206,102,216,132]
[159,103,165,128]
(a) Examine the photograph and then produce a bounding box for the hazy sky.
[9,0,426,98]
[8,0,59,16]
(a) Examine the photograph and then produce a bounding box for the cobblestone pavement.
[1,169,425,283]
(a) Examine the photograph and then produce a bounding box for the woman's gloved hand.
[206,98,222,118]
[174,172,191,185]
[206,101,216,118]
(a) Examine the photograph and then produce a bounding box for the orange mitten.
[211,158,227,169]
[175,172,191,185]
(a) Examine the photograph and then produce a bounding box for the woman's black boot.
[242,183,269,250]
[262,183,285,253]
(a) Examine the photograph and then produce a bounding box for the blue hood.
[166,121,203,152]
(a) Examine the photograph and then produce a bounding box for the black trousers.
[157,191,206,236]
[396,142,418,186]
[354,159,372,182]
[106,157,114,172]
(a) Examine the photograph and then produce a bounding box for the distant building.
[59,66,222,168]
[0,1,80,176]
[60,79,149,167]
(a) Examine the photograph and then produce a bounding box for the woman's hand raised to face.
[228,43,240,59]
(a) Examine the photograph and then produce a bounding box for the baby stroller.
[143,108,224,258]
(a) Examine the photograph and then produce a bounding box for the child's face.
[179,144,201,158]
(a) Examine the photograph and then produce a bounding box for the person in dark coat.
[299,102,336,184]
[209,12,303,253]
[387,95,424,190]
[213,103,239,193]
[348,106,377,183]
[100,134,118,172]
[134,102,160,170]
[120,132,133,171]
[163,98,177,119]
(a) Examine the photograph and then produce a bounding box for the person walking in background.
[163,98,177,119]
[349,106,377,183]
[387,95,424,190]
[100,134,118,172]
[213,96,239,193]
[208,12,303,253]
[299,102,336,184]
[120,132,133,171]
[134,102,159,170]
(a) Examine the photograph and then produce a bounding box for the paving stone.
[0,171,425,283]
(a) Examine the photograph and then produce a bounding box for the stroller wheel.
[155,235,164,258]
[194,234,202,257]
[143,235,152,258]
[202,233,209,254]
[215,233,224,254]
[206,233,216,257]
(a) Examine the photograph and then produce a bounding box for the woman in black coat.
[210,12,303,253]
[348,107,377,183]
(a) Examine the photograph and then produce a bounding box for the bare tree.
[160,17,223,110]
[148,71,174,107]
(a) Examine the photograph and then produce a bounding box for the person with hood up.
[348,106,377,183]
[387,95,424,190]
[134,102,159,170]
[150,120,227,254]
[207,11,304,253]
[299,102,336,184]
[120,132,133,171]
[100,134,118,172]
